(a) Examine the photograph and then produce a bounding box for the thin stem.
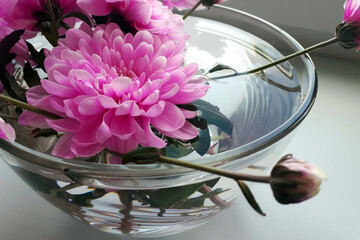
[199,185,231,208]
[45,0,59,46]
[159,156,271,183]
[183,0,202,20]
[0,94,61,119]
[59,21,71,30]
[105,149,271,183]
[0,113,18,120]
[210,36,339,80]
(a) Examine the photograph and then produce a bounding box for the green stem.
[0,94,61,119]
[59,21,71,30]
[183,0,202,20]
[198,184,231,208]
[159,156,271,183]
[105,148,270,183]
[210,36,339,80]
[45,0,59,46]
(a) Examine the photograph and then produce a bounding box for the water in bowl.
[5,16,302,237]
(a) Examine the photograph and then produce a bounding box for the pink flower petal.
[0,117,15,141]
[46,119,81,132]
[72,120,103,146]
[96,113,112,143]
[159,83,179,99]
[141,90,159,105]
[77,0,111,16]
[160,121,198,140]
[140,118,166,148]
[78,97,104,115]
[52,134,77,159]
[40,79,78,98]
[151,102,185,131]
[180,109,198,119]
[107,136,139,154]
[115,100,134,115]
[145,100,165,117]
[110,115,136,139]
[167,84,208,104]
[18,110,49,128]
[71,142,105,157]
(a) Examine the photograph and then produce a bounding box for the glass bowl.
[0,5,316,238]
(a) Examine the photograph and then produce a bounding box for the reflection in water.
[11,166,232,236]
[183,17,301,150]
[187,30,228,60]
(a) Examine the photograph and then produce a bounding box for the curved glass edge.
[0,5,317,180]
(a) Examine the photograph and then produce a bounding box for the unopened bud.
[336,0,360,50]
[336,22,360,49]
[270,155,326,204]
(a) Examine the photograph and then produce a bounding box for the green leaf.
[23,62,41,87]
[174,188,229,209]
[205,178,220,188]
[122,147,161,164]
[0,29,25,66]
[187,116,207,130]
[208,64,237,74]
[148,182,204,209]
[60,12,93,27]
[191,127,210,156]
[26,41,46,70]
[237,180,266,216]
[193,99,233,136]
[165,142,194,158]
[40,22,58,47]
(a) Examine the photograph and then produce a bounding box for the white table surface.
[0,55,359,240]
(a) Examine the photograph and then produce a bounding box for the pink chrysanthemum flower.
[19,23,209,159]
[344,0,360,22]
[0,0,28,72]
[0,117,15,141]
[336,0,360,49]
[162,0,226,10]
[0,0,18,25]
[162,0,205,10]
[77,0,188,41]
[12,0,83,32]
[0,18,29,74]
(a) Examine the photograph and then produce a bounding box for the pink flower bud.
[270,155,326,204]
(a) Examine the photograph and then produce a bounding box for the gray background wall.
[223,0,359,61]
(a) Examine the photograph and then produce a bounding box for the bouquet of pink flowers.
[0,0,358,223]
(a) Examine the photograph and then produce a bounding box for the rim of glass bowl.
[0,5,317,179]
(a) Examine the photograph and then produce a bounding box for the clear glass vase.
[0,5,316,238]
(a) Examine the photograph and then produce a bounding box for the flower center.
[117,68,137,80]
